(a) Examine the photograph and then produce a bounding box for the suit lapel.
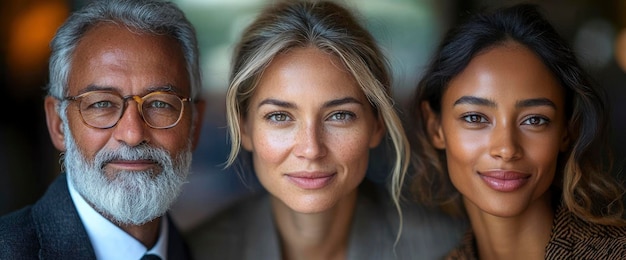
[347,182,393,260]
[31,173,96,259]
[166,214,192,260]
[244,194,281,259]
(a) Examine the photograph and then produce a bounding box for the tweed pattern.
[445,204,626,259]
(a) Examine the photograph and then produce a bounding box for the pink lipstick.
[285,172,336,190]
[479,170,530,192]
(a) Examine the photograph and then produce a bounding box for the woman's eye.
[462,114,487,123]
[522,116,549,126]
[266,112,290,122]
[328,111,355,121]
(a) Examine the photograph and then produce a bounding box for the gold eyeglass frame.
[64,90,192,129]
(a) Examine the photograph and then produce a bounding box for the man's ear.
[240,115,253,152]
[422,101,445,149]
[191,99,206,150]
[45,96,66,151]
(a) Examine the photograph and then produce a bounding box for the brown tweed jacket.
[445,204,626,259]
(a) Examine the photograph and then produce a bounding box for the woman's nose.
[489,124,522,161]
[292,122,327,160]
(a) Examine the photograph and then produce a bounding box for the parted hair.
[409,3,625,226]
[225,0,410,207]
[47,0,201,100]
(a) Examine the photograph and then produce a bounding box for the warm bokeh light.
[616,29,626,72]
[7,2,68,85]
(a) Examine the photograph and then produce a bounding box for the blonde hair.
[225,0,411,236]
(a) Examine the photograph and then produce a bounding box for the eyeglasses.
[65,91,192,129]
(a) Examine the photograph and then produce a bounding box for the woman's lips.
[478,170,530,192]
[285,172,336,190]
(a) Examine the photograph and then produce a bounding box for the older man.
[0,0,204,259]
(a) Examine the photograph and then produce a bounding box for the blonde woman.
[188,1,465,259]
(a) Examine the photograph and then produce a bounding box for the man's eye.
[148,100,171,109]
[91,101,113,109]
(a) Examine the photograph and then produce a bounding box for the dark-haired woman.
[409,3,626,259]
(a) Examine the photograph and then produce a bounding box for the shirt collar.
[67,176,168,260]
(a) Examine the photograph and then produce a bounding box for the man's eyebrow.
[146,84,179,93]
[80,84,180,95]
[80,84,115,93]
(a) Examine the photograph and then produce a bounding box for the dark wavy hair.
[409,3,625,225]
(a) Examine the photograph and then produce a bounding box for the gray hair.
[225,0,410,219]
[47,0,201,99]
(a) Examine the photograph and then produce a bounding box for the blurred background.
[1,0,624,232]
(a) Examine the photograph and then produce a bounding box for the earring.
[58,152,66,171]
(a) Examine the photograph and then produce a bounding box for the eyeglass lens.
[77,92,184,129]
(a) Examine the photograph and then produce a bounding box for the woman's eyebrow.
[453,96,557,109]
[323,97,363,108]
[257,97,362,109]
[258,98,296,109]
[453,96,496,107]
[516,98,556,109]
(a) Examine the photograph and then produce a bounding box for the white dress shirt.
[67,177,168,260]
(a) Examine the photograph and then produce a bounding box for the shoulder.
[349,182,468,259]
[359,183,468,242]
[1,173,95,259]
[0,175,70,257]
[444,229,478,260]
[185,192,276,260]
[394,200,468,259]
[0,205,40,257]
[547,206,626,259]
[187,191,271,236]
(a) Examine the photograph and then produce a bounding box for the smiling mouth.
[104,159,159,171]
[478,171,530,192]
[285,173,336,190]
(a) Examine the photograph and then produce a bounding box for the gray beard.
[60,106,192,225]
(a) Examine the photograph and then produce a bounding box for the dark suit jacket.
[0,173,191,260]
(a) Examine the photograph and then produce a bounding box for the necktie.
[140,254,162,260]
